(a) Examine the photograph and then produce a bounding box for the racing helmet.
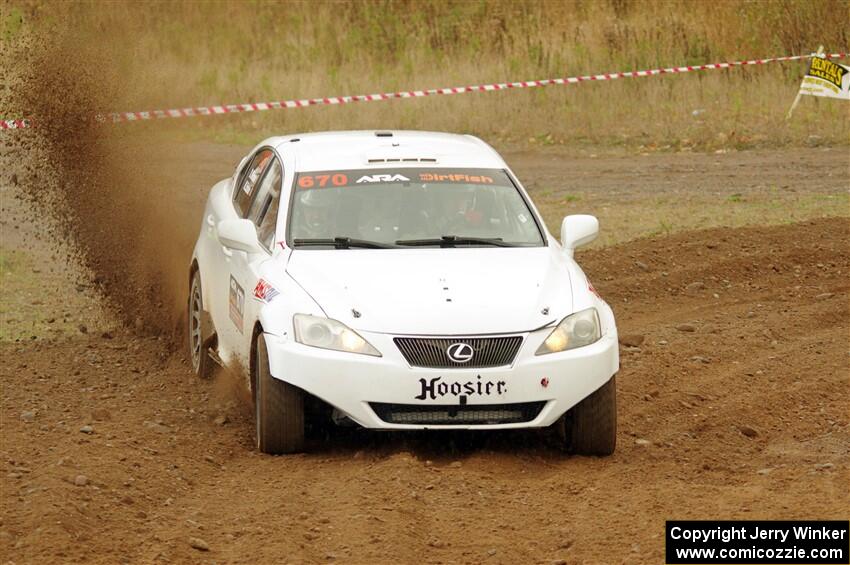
[296,188,335,236]
[298,188,336,209]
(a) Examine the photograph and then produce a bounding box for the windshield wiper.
[395,235,514,247]
[293,237,397,249]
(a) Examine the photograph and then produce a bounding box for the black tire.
[560,376,617,456]
[254,333,304,454]
[188,271,215,379]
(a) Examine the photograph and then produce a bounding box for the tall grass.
[4,0,849,148]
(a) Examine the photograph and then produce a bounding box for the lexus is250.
[189,131,619,455]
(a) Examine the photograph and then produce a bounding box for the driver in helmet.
[294,189,335,239]
[432,184,479,234]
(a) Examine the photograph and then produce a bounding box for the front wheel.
[558,376,617,456]
[254,333,304,454]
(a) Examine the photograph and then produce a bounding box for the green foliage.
[0,248,18,275]
[2,6,24,40]
[656,220,674,236]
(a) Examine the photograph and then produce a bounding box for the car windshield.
[288,168,544,248]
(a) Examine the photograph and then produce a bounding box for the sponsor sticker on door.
[229,276,244,333]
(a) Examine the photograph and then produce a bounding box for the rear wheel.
[254,333,304,454]
[188,271,215,379]
[559,376,617,456]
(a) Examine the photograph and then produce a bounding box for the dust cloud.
[5,30,202,343]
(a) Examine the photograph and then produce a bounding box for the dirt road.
[1,144,848,564]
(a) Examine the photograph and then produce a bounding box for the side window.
[234,149,273,217]
[248,158,283,250]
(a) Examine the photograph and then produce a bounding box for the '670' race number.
[297,173,348,189]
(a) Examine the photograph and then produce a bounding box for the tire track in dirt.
[2,217,847,564]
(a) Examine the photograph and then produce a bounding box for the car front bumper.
[264,327,619,430]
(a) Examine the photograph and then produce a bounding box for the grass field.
[2,0,848,149]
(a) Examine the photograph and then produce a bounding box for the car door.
[226,153,284,364]
[209,148,274,360]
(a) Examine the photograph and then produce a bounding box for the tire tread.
[189,273,215,380]
[256,335,304,454]
[567,375,617,456]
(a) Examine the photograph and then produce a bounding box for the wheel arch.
[189,258,198,289]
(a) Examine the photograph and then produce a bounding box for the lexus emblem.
[446,342,474,363]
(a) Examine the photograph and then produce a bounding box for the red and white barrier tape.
[1,119,29,129]
[2,52,846,130]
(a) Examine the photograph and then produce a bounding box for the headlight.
[536,308,601,355]
[293,314,381,357]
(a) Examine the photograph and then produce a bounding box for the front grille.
[370,401,545,425]
[394,336,523,368]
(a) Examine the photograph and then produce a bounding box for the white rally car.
[189,131,619,455]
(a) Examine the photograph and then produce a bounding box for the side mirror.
[560,214,599,258]
[217,219,264,254]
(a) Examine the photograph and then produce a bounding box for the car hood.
[285,247,572,335]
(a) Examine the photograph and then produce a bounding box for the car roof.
[265,130,507,172]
